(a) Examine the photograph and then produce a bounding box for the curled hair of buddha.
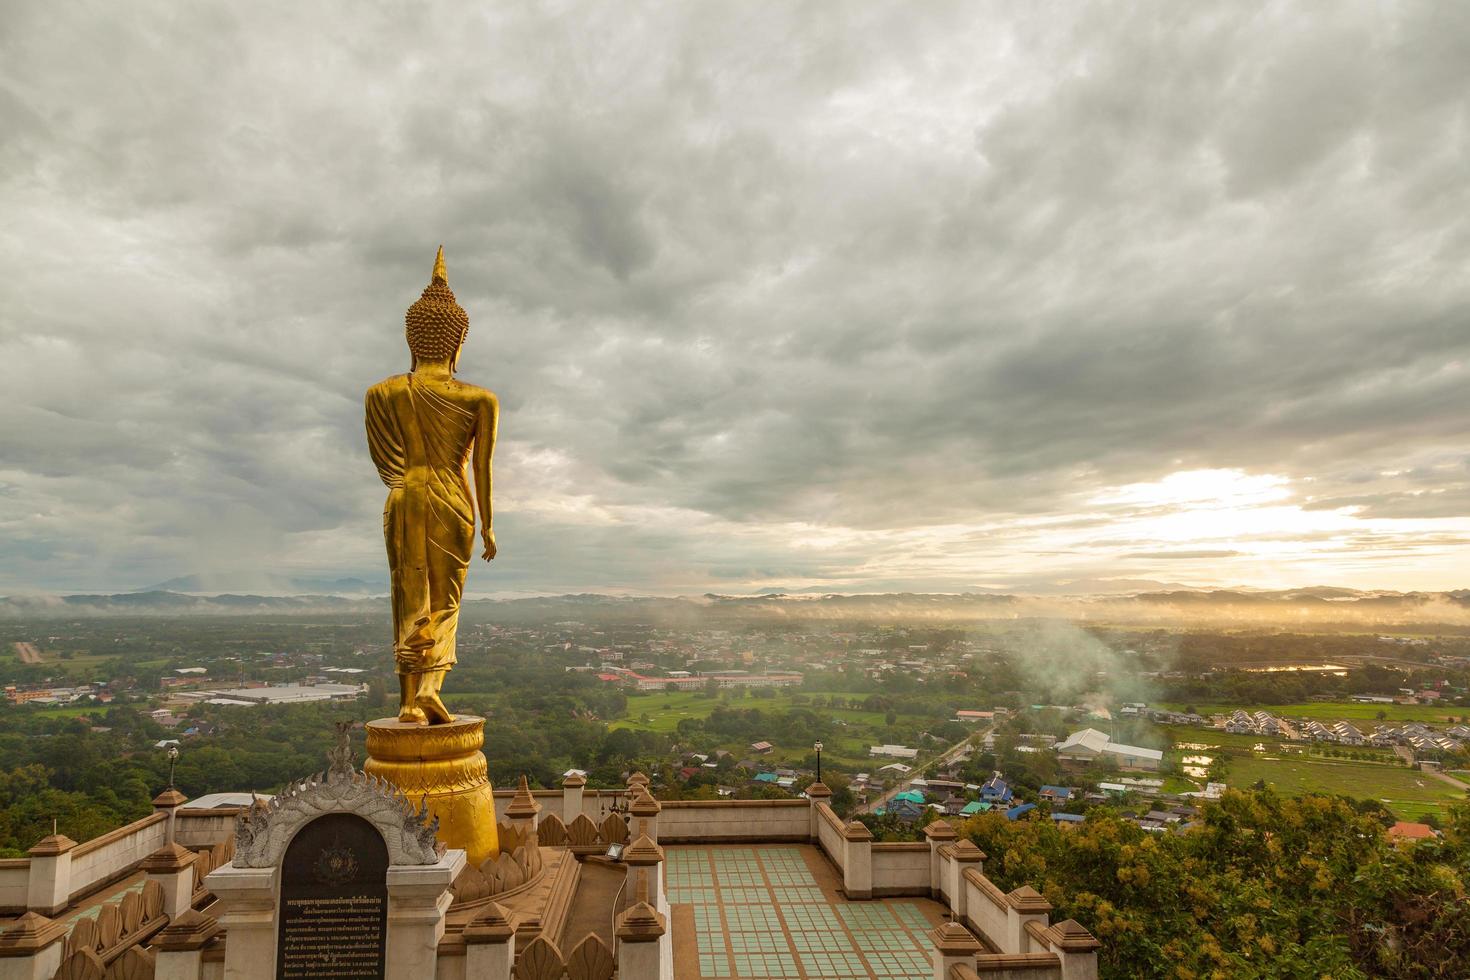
[405,246,469,362]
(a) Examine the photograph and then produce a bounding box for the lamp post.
[166,745,179,789]
[814,741,823,784]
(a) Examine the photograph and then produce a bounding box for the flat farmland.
[610,690,903,734]
[1226,755,1464,821]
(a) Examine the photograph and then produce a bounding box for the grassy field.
[1160,700,1466,724]
[610,690,898,734]
[609,689,951,770]
[1159,725,1465,820]
[1161,725,1400,763]
[1226,755,1464,821]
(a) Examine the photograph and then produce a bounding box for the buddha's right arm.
[472,391,499,537]
[365,389,405,486]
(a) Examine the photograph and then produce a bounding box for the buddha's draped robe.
[365,374,477,673]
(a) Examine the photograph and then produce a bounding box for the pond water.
[1240,663,1348,675]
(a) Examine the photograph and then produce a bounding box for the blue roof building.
[1050,812,1086,824]
[980,775,1013,804]
[1005,803,1037,821]
[753,772,779,783]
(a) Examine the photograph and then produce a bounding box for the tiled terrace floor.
[667,845,944,979]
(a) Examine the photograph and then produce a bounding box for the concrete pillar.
[204,862,277,980]
[948,839,985,923]
[615,883,665,980]
[462,901,515,980]
[921,820,956,899]
[153,910,219,980]
[804,783,832,842]
[562,772,587,824]
[841,821,873,900]
[0,912,68,980]
[942,845,961,921]
[928,921,981,980]
[385,849,466,978]
[629,788,661,843]
[623,834,665,907]
[1047,919,1102,980]
[24,835,75,917]
[1005,885,1052,953]
[139,842,198,919]
[505,775,541,834]
[152,788,189,846]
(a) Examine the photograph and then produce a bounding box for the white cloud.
[0,1,1467,594]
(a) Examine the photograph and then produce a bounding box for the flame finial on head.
[432,245,447,284]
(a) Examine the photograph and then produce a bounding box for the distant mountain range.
[138,574,384,596]
[0,586,1465,626]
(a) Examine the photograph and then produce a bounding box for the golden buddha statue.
[365,247,499,725]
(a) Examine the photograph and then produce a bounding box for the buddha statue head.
[405,246,469,371]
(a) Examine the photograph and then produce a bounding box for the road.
[13,642,41,664]
[856,725,993,815]
[1390,744,1469,793]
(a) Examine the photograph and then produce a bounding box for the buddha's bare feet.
[417,692,453,725]
[398,704,428,724]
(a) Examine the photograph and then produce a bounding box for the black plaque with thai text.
[276,812,388,979]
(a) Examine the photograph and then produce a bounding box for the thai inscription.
[276,812,388,979]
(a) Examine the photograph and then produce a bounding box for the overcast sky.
[1,2,1468,596]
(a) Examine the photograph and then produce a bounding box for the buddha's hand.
[395,647,426,671]
[481,529,497,561]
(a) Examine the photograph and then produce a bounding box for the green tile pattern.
[667,845,940,979]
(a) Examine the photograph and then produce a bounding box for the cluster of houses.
[874,769,1214,835]
[1372,722,1470,754]
[1218,709,1470,758]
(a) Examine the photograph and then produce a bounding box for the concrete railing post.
[1046,919,1102,980]
[152,788,189,846]
[629,789,662,844]
[929,921,981,980]
[1005,885,1052,953]
[24,834,75,917]
[463,901,515,980]
[841,821,873,900]
[385,849,466,978]
[0,912,68,980]
[922,819,956,900]
[949,840,985,924]
[623,834,665,907]
[804,784,832,843]
[615,879,666,980]
[140,842,198,920]
[562,772,587,824]
[152,910,219,980]
[205,863,277,980]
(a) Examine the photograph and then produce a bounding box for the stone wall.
[68,813,169,900]
[0,859,28,913]
[175,808,245,848]
[870,842,929,896]
[657,799,810,843]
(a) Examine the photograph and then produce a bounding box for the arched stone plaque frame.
[233,731,441,869]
